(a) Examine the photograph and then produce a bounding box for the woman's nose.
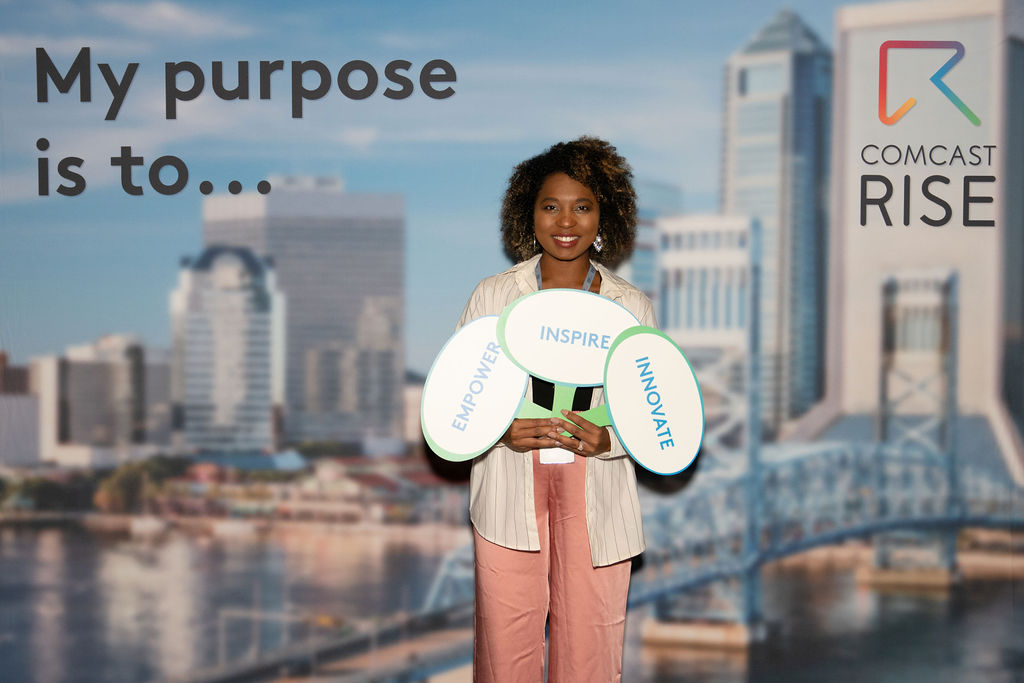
[557,207,574,227]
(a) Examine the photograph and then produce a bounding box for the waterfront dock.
[275,628,472,683]
[180,606,472,683]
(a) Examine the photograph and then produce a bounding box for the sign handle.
[515,382,612,435]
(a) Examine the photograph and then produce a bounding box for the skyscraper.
[302,296,402,445]
[0,351,38,466]
[617,180,684,300]
[655,213,758,475]
[170,246,285,452]
[721,9,832,436]
[656,214,754,344]
[202,177,404,445]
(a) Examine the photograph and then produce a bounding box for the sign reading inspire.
[604,327,704,475]
[420,316,529,462]
[497,289,640,386]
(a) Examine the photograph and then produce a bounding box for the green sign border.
[420,315,528,462]
[603,325,705,476]
[496,288,640,387]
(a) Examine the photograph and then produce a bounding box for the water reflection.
[1,526,1020,682]
[32,529,68,683]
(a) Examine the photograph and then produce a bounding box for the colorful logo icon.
[878,40,980,126]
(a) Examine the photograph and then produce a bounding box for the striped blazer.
[456,254,656,566]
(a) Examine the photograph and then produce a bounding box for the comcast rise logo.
[878,40,980,126]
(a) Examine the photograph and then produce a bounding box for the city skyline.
[0,0,852,374]
[201,178,405,444]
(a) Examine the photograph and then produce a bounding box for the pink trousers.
[473,450,631,682]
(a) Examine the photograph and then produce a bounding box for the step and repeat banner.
[0,0,1020,679]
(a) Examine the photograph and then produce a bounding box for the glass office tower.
[721,10,832,435]
[202,177,404,445]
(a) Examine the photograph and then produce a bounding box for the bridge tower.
[869,270,961,584]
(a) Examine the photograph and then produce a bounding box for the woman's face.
[532,172,600,264]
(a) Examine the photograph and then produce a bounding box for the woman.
[455,137,655,681]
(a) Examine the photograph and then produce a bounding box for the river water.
[1,524,1021,682]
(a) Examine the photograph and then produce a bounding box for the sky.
[0,0,867,373]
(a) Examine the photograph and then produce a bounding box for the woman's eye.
[575,205,590,213]
[543,204,558,212]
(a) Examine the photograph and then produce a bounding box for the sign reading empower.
[420,316,528,462]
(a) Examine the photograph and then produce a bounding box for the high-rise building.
[793,0,1024,482]
[202,177,404,445]
[721,9,832,436]
[0,351,29,394]
[0,394,38,467]
[618,180,684,299]
[301,296,402,447]
[170,246,285,452]
[0,351,38,466]
[656,214,754,345]
[30,334,170,468]
[655,214,758,475]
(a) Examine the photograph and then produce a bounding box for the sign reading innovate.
[604,327,704,475]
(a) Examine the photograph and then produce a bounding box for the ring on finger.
[577,438,584,452]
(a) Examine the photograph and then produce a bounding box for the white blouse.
[455,254,656,567]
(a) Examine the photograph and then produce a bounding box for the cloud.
[0,169,39,203]
[1,54,723,203]
[93,1,254,38]
[335,127,379,150]
[0,34,149,57]
[316,58,722,189]
[376,31,459,51]
[0,81,240,203]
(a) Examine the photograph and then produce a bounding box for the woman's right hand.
[500,418,561,452]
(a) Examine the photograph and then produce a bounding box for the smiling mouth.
[553,235,579,247]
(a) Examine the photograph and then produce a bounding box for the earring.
[593,234,604,253]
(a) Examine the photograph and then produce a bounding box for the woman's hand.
[548,409,611,457]
[501,418,561,452]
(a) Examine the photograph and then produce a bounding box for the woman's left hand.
[547,409,611,456]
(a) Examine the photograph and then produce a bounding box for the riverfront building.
[202,177,405,446]
[721,9,833,436]
[302,296,403,452]
[170,246,285,453]
[791,0,1024,483]
[30,335,171,468]
[0,352,38,466]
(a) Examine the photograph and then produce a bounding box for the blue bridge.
[423,434,1024,627]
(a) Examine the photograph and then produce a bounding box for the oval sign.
[498,289,640,386]
[604,326,704,475]
[421,316,529,462]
